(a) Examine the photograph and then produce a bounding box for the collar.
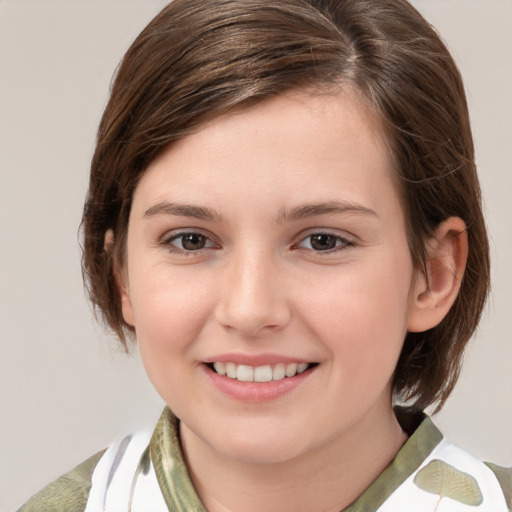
[149,407,443,512]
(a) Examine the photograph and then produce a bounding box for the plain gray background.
[1,1,511,510]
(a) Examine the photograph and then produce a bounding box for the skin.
[118,90,467,512]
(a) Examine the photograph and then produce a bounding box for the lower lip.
[202,365,314,403]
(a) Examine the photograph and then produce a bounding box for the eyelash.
[161,231,218,255]
[293,231,356,254]
[160,230,356,256]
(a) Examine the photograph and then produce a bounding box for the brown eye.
[180,233,207,250]
[309,234,338,251]
[296,232,354,252]
[166,232,214,252]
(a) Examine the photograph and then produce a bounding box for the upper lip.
[204,353,314,366]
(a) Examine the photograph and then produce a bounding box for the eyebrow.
[143,200,377,223]
[143,201,223,222]
[277,201,378,223]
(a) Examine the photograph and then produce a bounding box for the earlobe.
[408,217,468,333]
[104,229,135,327]
[119,276,135,327]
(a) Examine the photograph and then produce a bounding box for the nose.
[214,248,291,337]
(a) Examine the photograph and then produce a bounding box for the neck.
[180,401,407,512]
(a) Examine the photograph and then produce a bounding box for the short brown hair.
[82,0,490,411]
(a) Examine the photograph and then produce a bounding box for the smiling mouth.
[206,362,317,383]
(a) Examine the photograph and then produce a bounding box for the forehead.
[131,89,398,220]
[171,88,387,157]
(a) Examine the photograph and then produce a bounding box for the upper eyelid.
[161,227,214,242]
[295,227,357,242]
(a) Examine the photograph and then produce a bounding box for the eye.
[164,231,216,252]
[297,232,353,252]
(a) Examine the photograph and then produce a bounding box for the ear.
[104,229,135,327]
[408,217,468,333]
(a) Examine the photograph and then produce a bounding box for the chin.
[217,435,306,466]
[194,417,311,466]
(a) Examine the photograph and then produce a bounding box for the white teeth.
[254,365,272,382]
[226,362,237,379]
[213,362,226,376]
[236,364,254,382]
[211,361,312,382]
[285,363,298,377]
[272,363,286,380]
[297,363,308,374]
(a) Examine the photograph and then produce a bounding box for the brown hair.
[82,0,490,411]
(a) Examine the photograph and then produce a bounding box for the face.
[120,90,420,465]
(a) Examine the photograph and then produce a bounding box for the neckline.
[341,407,443,511]
[149,407,443,512]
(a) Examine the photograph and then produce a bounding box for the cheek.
[131,278,215,407]
[302,255,413,371]
[129,269,215,365]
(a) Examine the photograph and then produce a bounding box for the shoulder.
[17,450,106,512]
[376,408,512,512]
[411,439,511,511]
[410,411,512,512]
[16,431,153,512]
[485,462,512,511]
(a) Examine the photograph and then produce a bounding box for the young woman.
[18,0,510,510]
